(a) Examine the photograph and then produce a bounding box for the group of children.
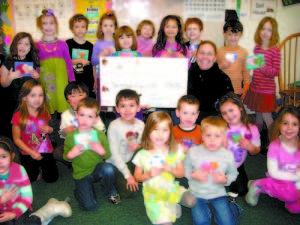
[0,7,299,225]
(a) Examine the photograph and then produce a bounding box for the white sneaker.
[245,180,260,206]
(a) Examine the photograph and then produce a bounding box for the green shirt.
[63,128,111,180]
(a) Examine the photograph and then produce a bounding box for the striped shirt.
[0,163,32,219]
[249,45,281,94]
[217,46,250,95]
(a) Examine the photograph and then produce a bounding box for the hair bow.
[46,9,55,16]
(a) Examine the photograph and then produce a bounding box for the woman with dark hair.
[188,40,234,123]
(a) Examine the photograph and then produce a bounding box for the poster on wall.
[75,0,112,43]
[184,0,226,21]
[11,0,75,40]
[251,0,277,20]
[0,0,14,54]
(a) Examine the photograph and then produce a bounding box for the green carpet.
[31,153,300,225]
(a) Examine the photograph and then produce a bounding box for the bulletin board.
[0,0,112,54]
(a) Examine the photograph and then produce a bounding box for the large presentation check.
[99,57,188,108]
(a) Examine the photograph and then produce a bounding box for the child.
[107,89,144,198]
[217,20,250,99]
[36,9,75,114]
[111,25,142,57]
[91,10,118,101]
[53,81,105,162]
[63,97,120,210]
[218,92,260,197]
[1,32,40,139]
[136,19,155,56]
[66,14,95,98]
[133,111,196,225]
[246,106,300,213]
[174,95,202,152]
[12,79,58,183]
[243,17,280,134]
[184,116,240,225]
[184,17,203,63]
[91,10,118,66]
[0,136,72,225]
[152,15,188,58]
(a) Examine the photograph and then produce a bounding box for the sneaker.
[245,180,260,206]
[176,204,182,219]
[108,194,121,205]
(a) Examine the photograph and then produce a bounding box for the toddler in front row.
[184,116,242,225]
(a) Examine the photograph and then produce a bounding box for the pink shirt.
[11,112,53,154]
[268,139,300,174]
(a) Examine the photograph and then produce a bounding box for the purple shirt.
[227,124,260,167]
[91,40,115,66]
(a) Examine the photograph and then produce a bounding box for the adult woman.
[188,40,234,123]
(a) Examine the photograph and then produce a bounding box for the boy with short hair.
[217,20,250,99]
[107,89,145,198]
[66,14,96,98]
[184,116,240,225]
[174,95,202,153]
[64,97,120,210]
[53,81,105,161]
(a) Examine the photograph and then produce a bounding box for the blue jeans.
[192,196,235,225]
[74,162,116,211]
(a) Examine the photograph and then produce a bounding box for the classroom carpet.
[31,152,300,225]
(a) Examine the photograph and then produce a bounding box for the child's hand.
[39,124,53,134]
[128,141,140,152]
[89,141,105,155]
[163,163,173,174]
[99,47,114,56]
[239,138,255,153]
[191,169,209,182]
[71,144,85,157]
[141,104,150,111]
[80,58,90,66]
[213,172,227,184]
[0,212,17,222]
[126,174,139,192]
[172,51,185,58]
[161,50,172,57]
[64,125,77,134]
[219,59,232,69]
[30,151,43,160]
[9,68,21,80]
[30,69,39,79]
[149,167,164,177]
[0,185,19,204]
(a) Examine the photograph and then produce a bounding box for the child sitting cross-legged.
[63,97,120,211]
[107,89,145,198]
[184,116,242,225]
[53,81,105,163]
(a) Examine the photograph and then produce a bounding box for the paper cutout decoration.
[246,54,264,70]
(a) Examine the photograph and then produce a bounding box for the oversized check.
[99,57,188,108]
